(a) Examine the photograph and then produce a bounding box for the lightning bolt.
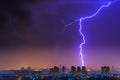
[62,0,120,66]
[79,2,111,66]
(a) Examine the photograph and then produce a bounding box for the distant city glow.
[0,0,120,70]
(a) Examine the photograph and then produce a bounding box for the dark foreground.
[0,75,120,80]
[0,66,120,80]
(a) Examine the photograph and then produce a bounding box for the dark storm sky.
[0,0,120,69]
[1,0,118,49]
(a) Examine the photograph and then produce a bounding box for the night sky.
[0,0,120,70]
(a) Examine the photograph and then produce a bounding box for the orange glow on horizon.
[0,48,80,70]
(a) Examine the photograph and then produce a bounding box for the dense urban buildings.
[0,66,120,80]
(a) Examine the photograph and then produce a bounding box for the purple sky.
[0,0,120,70]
